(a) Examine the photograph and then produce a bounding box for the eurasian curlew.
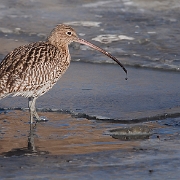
[0,24,127,124]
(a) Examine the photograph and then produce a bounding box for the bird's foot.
[32,110,49,123]
[35,116,49,123]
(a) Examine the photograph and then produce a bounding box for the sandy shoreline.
[0,61,179,179]
[0,62,180,179]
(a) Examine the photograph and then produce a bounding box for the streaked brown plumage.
[0,24,127,124]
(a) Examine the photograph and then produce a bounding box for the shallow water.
[0,0,180,71]
[0,63,179,121]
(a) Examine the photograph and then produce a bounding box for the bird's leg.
[28,97,40,124]
[28,97,34,124]
[28,123,36,152]
[28,97,48,123]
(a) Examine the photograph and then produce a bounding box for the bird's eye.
[66,31,72,36]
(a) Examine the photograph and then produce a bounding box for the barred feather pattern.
[0,41,70,98]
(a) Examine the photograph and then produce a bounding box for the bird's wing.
[0,42,65,95]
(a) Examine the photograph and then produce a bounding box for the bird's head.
[48,24,79,46]
[48,24,127,77]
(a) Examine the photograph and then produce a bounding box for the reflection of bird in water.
[0,24,127,124]
[1,124,48,157]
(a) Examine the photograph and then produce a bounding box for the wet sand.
[0,109,180,179]
[0,110,139,155]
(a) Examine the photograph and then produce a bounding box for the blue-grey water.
[0,0,180,71]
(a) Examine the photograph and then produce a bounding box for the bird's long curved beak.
[75,38,127,78]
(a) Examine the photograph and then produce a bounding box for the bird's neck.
[47,35,69,51]
[46,39,71,65]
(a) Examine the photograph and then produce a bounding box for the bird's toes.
[35,116,49,122]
